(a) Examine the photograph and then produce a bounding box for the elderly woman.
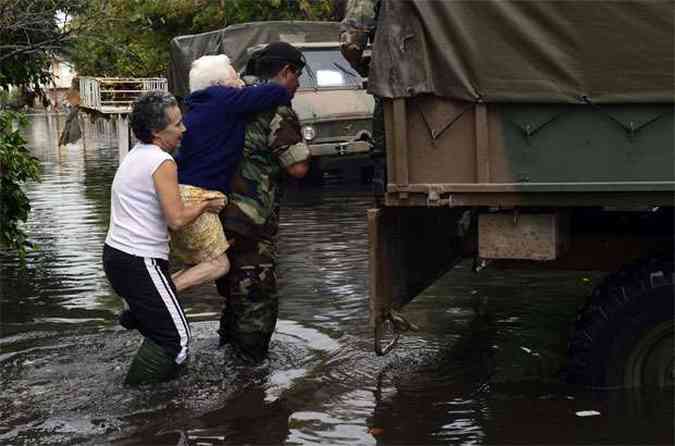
[169,54,291,292]
[103,91,225,385]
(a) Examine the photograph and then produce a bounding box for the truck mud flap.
[368,207,468,355]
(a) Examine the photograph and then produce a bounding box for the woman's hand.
[204,197,226,213]
[154,160,219,230]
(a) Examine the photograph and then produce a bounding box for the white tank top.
[105,143,174,259]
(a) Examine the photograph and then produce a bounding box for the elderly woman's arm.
[153,159,224,231]
[210,84,290,114]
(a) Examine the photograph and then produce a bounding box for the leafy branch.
[0,110,41,259]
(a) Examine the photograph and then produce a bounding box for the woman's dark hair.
[129,91,178,144]
[245,41,305,79]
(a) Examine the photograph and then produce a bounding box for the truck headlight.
[302,125,317,142]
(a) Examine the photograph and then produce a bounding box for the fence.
[79,77,168,114]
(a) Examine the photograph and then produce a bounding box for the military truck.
[168,21,374,182]
[367,1,674,389]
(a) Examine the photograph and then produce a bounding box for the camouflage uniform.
[340,0,379,55]
[216,78,309,362]
[340,0,386,194]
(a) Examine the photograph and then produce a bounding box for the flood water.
[1,114,672,445]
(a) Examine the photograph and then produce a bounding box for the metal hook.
[374,310,419,356]
[374,317,400,356]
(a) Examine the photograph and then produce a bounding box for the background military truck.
[367,0,674,389]
[168,21,374,183]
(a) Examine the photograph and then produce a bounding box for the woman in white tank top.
[103,91,225,385]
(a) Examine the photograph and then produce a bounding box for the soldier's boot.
[124,338,180,386]
[231,331,273,364]
[217,304,233,347]
[226,292,277,363]
[215,275,232,346]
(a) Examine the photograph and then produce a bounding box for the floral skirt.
[170,185,229,265]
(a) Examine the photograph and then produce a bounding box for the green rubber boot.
[124,338,180,386]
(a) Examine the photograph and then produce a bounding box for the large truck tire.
[567,256,674,388]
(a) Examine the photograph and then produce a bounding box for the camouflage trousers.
[215,234,278,363]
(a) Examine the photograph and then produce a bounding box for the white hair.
[189,54,243,93]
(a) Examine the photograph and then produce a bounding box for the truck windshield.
[299,48,363,90]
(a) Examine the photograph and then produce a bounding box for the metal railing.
[79,77,168,114]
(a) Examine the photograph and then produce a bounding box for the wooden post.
[117,114,130,161]
[368,206,469,353]
[81,115,87,149]
[368,208,395,329]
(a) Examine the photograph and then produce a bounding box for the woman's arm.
[153,160,224,230]
[213,84,290,114]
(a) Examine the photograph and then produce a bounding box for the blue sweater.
[175,84,290,193]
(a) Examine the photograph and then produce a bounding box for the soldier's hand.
[341,43,364,71]
[286,160,310,179]
[339,31,365,71]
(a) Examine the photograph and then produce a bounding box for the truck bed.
[383,97,674,207]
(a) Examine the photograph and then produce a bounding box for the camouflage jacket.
[221,79,305,246]
[340,0,381,49]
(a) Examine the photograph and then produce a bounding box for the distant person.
[340,0,387,194]
[58,80,82,146]
[103,91,225,385]
[216,41,311,362]
[171,54,292,292]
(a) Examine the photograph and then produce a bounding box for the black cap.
[245,41,306,76]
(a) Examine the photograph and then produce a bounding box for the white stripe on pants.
[144,258,191,364]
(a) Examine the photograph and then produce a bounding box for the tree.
[0,0,102,88]
[70,0,340,77]
[0,111,40,257]
[0,0,102,257]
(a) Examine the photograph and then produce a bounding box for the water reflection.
[1,115,119,340]
[0,115,672,445]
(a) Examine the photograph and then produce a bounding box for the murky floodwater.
[1,115,672,445]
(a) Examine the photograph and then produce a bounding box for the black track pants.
[103,244,191,364]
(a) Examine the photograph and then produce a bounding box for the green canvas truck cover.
[168,21,341,98]
[370,0,674,103]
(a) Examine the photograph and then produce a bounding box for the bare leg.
[171,269,186,283]
[173,254,230,293]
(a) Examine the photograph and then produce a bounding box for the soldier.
[339,0,386,194]
[216,41,311,362]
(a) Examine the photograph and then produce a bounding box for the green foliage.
[0,0,91,257]
[70,0,339,77]
[0,110,41,258]
[0,89,23,109]
[0,0,95,90]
